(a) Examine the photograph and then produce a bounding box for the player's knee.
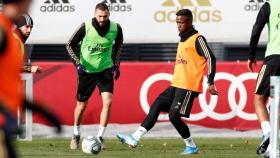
[103,98,112,109]
[254,94,268,106]
[77,101,87,111]
[168,111,179,123]
[150,101,163,112]
[255,94,267,101]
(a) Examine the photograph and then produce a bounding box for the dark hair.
[95,3,109,11]
[176,9,193,20]
[2,0,22,4]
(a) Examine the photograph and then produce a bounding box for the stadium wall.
[29,44,266,61]
[32,61,262,131]
[27,0,268,44]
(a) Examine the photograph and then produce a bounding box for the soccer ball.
[81,136,101,154]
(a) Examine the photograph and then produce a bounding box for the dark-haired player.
[117,9,217,155]
[247,0,280,156]
[14,14,41,73]
[66,3,123,150]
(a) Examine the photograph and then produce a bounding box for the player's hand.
[31,66,42,73]
[112,65,120,80]
[247,59,257,72]
[76,64,86,75]
[208,84,218,95]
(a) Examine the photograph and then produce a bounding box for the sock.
[132,126,147,141]
[73,125,80,136]
[261,121,271,135]
[184,137,196,147]
[97,126,106,138]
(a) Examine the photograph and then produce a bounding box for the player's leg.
[254,65,277,155]
[255,94,270,155]
[70,74,98,149]
[168,88,199,155]
[97,92,112,149]
[0,105,19,158]
[96,68,114,149]
[117,87,174,147]
[0,130,17,158]
[73,101,88,134]
[100,92,113,126]
[0,129,10,158]
[255,94,269,135]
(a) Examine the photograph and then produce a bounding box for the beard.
[24,33,30,37]
[98,22,106,27]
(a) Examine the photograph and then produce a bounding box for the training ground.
[16,122,264,158]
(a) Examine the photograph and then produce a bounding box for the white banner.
[28,0,268,44]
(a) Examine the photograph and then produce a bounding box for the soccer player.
[117,9,217,155]
[66,3,123,149]
[247,0,280,155]
[0,0,32,157]
[14,14,33,43]
[14,14,41,73]
[0,1,61,157]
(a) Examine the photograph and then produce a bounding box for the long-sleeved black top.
[66,18,123,66]
[249,2,270,61]
[180,27,216,85]
[248,2,280,65]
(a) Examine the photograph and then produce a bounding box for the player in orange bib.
[117,9,218,155]
[0,0,32,157]
[0,1,26,122]
[0,1,61,157]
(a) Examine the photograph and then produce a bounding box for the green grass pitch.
[16,138,263,158]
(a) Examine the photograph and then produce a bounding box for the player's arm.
[113,24,123,67]
[65,23,85,66]
[23,99,62,133]
[112,24,123,80]
[0,27,7,54]
[248,2,270,62]
[196,35,218,95]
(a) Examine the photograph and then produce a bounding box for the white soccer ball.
[81,136,101,154]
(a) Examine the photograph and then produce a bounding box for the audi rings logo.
[140,72,262,122]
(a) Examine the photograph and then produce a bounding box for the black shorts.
[77,68,114,102]
[155,86,199,118]
[255,64,280,97]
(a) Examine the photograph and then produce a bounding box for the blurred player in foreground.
[0,0,61,157]
[247,0,280,156]
[66,3,123,150]
[14,14,41,73]
[117,9,217,155]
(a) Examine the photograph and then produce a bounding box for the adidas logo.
[103,0,132,12]
[40,0,75,13]
[44,0,70,4]
[103,0,127,3]
[162,0,211,7]
[154,0,222,23]
[248,0,266,3]
[244,0,267,11]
